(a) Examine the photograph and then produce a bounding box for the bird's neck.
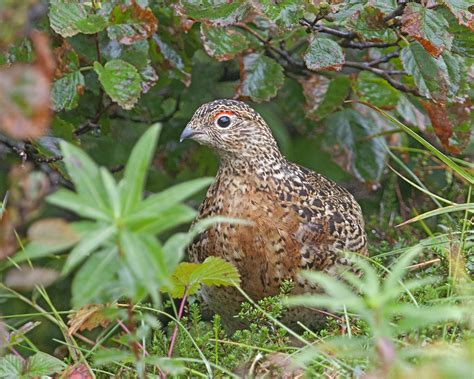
[217,148,286,178]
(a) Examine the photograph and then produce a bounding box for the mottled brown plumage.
[181,99,367,329]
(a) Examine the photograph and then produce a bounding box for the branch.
[368,52,400,66]
[383,1,408,22]
[299,18,356,39]
[344,61,419,96]
[340,40,399,49]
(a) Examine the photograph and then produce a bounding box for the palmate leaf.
[121,123,161,213]
[164,256,240,298]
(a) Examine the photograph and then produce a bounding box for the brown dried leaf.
[0,211,17,260]
[0,31,54,140]
[299,75,330,117]
[422,99,472,154]
[60,363,93,379]
[27,218,80,249]
[53,39,79,78]
[5,266,59,291]
[67,304,111,335]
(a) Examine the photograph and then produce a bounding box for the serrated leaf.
[200,24,248,61]
[437,50,465,99]
[121,124,161,212]
[75,14,108,34]
[237,53,284,102]
[49,0,87,38]
[27,352,65,376]
[165,256,240,298]
[256,0,304,29]
[51,71,85,111]
[349,6,397,42]
[49,1,107,37]
[323,109,386,183]
[400,42,447,100]
[177,0,249,26]
[300,75,351,121]
[108,2,158,44]
[94,59,141,110]
[356,71,400,108]
[442,0,474,31]
[67,304,111,334]
[304,37,344,71]
[0,355,23,377]
[401,3,452,57]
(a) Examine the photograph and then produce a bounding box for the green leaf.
[301,75,351,121]
[72,247,120,307]
[323,109,386,183]
[304,37,345,71]
[441,0,474,29]
[108,2,158,45]
[257,0,304,29]
[128,204,197,234]
[437,50,464,99]
[47,189,109,221]
[400,41,448,100]
[349,6,397,42]
[121,123,161,213]
[51,71,85,111]
[119,231,161,304]
[26,352,65,377]
[49,0,87,37]
[398,203,474,227]
[401,3,452,57]
[62,225,116,275]
[440,8,474,57]
[49,1,107,37]
[164,256,240,298]
[237,53,284,102]
[93,60,141,110]
[0,355,23,377]
[200,24,248,61]
[356,71,400,108]
[178,0,249,26]
[100,168,121,218]
[75,14,108,34]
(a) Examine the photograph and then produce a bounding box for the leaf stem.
[167,287,189,359]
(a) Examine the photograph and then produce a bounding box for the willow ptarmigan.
[180,99,367,329]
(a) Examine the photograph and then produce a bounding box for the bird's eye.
[216,115,232,128]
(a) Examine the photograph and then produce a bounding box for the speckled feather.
[183,99,367,329]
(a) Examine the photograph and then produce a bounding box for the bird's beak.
[179,124,200,142]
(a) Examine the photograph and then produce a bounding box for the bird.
[180,99,368,330]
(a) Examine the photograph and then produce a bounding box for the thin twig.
[368,52,400,66]
[299,18,356,39]
[383,1,408,22]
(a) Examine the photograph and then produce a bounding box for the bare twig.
[341,40,399,49]
[299,18,356,39]
[344,61,419,95]
[383,1,408,22]
[368,52,400,66]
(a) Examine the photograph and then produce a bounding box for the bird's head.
[180,99,280,161]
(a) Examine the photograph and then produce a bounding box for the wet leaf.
[28,218,80,250]
[164,256,241,298]
[323,109,386,183]
[401,3,452,57]
[442,0,474,31]
[400,41,448,100]
[304,37,344,71]
[422,99,472,154]
[93,59,141,110]
[108,2,158,44]
[5,266,59,291]
[51,71,85,111]
[300,75,351,121]
[237,53,284,102]
[67,304,111,335]
[356,71,400,109]
[200,24,248,61]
